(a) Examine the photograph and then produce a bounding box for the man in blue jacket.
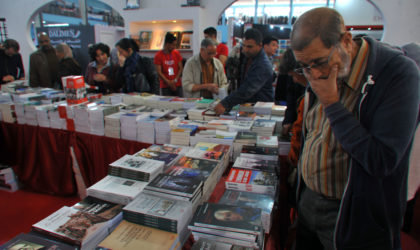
[214,28,274,115]
[291,7,419,250]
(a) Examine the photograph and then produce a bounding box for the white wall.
[0,0,419,78]
[335,0,383,26]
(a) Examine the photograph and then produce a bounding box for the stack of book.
[187,107,206,120]
[189,202,264,249]
[137,115,158,143]
[240,145,279,162]
[170,124,198,146]
[134,147,181,169]
[254,102,274,115]
[24,103,39,126]
[278,137,292,156]
[271,105,286,116]
[256,135,279,149]
[170,97,200,109]
[170,109,188,119]
[219,110,238,120]
[143,173,203,209]
[251,119,276,136]
[154,115,180,145]
[236,111,256,121]
[195,99,215,109]
[14,103,26,124]
[120,113,148,141]
[233,156,278,174]
[166,154,224,200]
[88,104,119,136]
[219,190,275,234]
[228,120,254,132]
[203,109,218,121]
[48,106,66,129]
[123,193,193,235]
[31,196,124,250]
[0,102,15,123]
[207,119,233,131]
[0,165,19,192]
[104,112,123,138]
[73,103,94,134]
[87,175,149,205]
[35,104,54,128]
[225,168,277,195]
[232,131,258,160]
[108,154,164,182]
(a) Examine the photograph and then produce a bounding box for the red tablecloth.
[0,122,150,195]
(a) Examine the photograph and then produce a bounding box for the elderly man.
[214,28,274,115]
[29,32,59,88]
[182,38,227,98]
[291,8,419,250]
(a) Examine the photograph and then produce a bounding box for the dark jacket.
[0,49,25,84]
[297,36,419,249]
[57,57,82,88]
[29,47,60,88]
[221,49,274,109]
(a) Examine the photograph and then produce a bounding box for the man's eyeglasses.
[294,45,337,75]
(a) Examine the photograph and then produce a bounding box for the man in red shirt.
[204,27,228,67]
[154,33,183,96]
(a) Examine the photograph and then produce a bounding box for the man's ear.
[341,31,353,52]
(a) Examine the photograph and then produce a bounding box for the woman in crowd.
[115,38,159,94]
[85,43,120,93]
[55,43,81,89]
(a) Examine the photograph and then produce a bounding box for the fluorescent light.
[44,23,70,27]
[172,20,177,23]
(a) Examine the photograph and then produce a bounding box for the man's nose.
[306,68,323,79]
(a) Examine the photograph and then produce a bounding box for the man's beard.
[337,45,351,79]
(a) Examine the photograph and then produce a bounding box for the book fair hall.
[0,0,419,249]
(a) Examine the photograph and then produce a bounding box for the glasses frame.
[294,45,337,75]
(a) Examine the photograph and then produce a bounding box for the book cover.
[97,220,179,250]
[192,203,262,235]
[134,149,179,166]
[147,144,186,154]
[32,206,108,247]
[172,156,219,174]
[219,190,274,215]
[226,168,277,187]
[191,237,232,250]
[166,166,209,180]
[145,173,203,198]
[241,145,277,156]
[72,196,123,221]
[1,232,76,250]
[232,156,277,173]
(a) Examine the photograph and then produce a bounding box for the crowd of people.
[1,7,419,250]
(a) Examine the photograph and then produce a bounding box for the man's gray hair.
[291,7,345,51]
[55,43,73,58]
[201,38,217,49]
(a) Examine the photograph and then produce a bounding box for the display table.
[0,121,293,249]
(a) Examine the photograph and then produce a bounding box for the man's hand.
[167,79,177,91]
[93,73,107,82]
[305,65,340,107]
[2,75,15,83]
[214,103,226,115]
[206,83,219,94]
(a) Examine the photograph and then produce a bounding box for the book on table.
[240,145,278,162]
[218,190,275,233]
[31,206,111,250]
[86,175,148,205]
[144,173,203,199]
[191,237,232,250]
[97,220,180,250]
[225,168,277,195]
[134,148,180,167]
[108,154,164,182]
[0,231,77,250]
[232,156,278,173]
[123,192,193,233]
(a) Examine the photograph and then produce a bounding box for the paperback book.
[1,232,76,250]
[225,168,277,195]
[108,154,164,182]
[145,173,203,198]
[123,192,192,233]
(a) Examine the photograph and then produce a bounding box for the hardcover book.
[225,168,277,194]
